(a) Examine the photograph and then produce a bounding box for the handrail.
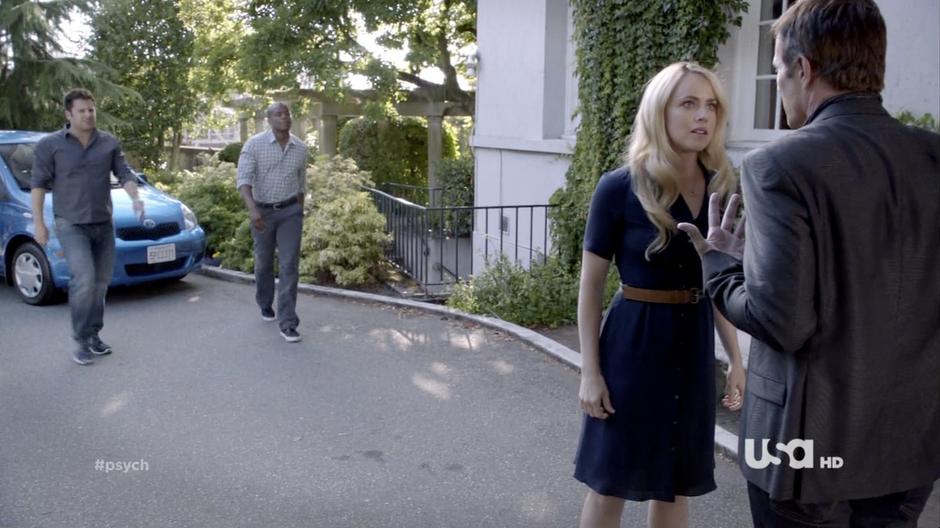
[366,186,553,294]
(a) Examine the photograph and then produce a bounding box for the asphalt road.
[0,272,919,527]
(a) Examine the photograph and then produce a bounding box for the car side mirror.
[137,172,150,184]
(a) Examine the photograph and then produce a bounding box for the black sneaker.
[72,347,95,366]
[87,336,112,356]
[261,307,276,322]
[279,327,302,343]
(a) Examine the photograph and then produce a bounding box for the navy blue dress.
[573,167,717,502]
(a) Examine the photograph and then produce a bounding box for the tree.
[0,0,133,130]
[178,0,249,119]
[179,0,246,98]
[239,0,476,115]
[89,0,199,169]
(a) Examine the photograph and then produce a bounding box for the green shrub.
[438,157,473,207]
[218,142,243,165]
[299,156,391,286]
[429,157,474,236]
[216,218,254,272]
[146,169,183,197]
[174,161,246,258]
[447,255,580,328]
[448,255,624,329]
[338,115,457,188]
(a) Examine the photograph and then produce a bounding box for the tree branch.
[396,70,440,89]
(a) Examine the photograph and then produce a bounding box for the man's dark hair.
[64,89,96,111]
[772,0,886,92]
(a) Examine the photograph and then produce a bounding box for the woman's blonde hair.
[625,62,737,259]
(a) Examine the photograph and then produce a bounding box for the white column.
[318,115,338,156]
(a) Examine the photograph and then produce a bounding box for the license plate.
[146,243,176,264]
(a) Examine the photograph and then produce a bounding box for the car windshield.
[0,143,36,191]
[0,143,129,192]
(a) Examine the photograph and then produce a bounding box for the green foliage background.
[89,0,199,170]
[338,116,457,188]
[437,157,473,207]
[219,142,243,165]
[447,255,580,328]
[0,0,136,130]
[432,156,474,235]
[550,0,747,269]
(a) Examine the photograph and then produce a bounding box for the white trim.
[728,0,796,144]
[471,134,575,155]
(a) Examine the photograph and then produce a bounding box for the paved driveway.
[0,273,763,527]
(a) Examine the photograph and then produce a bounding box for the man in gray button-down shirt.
[236,102,308,343]
[30,89,144,366]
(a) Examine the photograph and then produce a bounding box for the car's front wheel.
[12,242,60,305]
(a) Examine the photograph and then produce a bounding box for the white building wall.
[472,0,576,272]
[475,0,548,139]
[879,0,940,116]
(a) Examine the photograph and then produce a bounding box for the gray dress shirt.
[30,127,135,224]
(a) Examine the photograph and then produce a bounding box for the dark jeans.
[55,218,115,345]
[251,202,303,331]
[747,482,934,528]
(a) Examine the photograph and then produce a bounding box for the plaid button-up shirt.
[235,130,308,204]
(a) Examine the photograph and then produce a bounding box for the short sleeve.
[111,137,135,186]
[583,169,628,260]
[235,139,256,190]
[30,136,54,190]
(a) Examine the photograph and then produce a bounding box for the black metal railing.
[367,187,553,295]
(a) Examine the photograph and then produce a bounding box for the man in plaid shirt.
[236,102,308,342]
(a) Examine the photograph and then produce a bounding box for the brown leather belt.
[622,284,702,304]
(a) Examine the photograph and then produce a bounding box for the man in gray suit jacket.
[679,0,939,525]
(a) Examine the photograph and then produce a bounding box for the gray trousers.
[55,218,115,345]
[251,202,303,331]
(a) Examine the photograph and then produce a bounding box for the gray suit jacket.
[703,92,940,503]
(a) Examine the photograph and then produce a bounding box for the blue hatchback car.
[0,130,207,305]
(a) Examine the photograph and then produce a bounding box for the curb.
[197,265,739,460]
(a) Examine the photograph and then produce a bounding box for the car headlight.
[181,204,198,231]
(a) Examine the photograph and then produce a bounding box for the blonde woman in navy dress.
[574,62,746,528]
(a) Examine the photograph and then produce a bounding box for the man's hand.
[677,193,745,261]
[249,208,265,232]
[34,222,49,247]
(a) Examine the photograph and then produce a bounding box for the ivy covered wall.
[550,0,747,269]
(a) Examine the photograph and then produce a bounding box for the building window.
[754,0,792,130]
